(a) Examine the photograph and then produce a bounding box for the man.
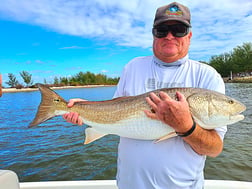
[64,2,226,188]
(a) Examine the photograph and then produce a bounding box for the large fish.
[29,84,246,144]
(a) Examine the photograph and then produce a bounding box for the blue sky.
[1,0,252,87]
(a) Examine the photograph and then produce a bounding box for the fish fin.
[84,128,107,144]
[29,84,67,127]
[155,131,177,143]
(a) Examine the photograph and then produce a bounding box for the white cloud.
[0,0,252,61]
[101,70,108,73]
[188,0,252,60]
[59,46,85,49]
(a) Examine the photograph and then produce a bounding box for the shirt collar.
[153,55,188,67]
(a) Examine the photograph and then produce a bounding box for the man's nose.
[164,31,175,39]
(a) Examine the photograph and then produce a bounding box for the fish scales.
[73,87,195,124]
[29,84,246,144]
[73,96,148,124]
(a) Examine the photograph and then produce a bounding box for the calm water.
[0,84,251,182]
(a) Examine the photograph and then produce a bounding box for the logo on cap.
[165,5,183,17]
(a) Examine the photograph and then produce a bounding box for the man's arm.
[182,125,223,157]
[145,91,223,157]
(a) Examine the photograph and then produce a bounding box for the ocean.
[0,83,251,182]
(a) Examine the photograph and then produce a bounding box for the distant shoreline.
[2,85,115,94]
[2,76,252,94]
[223,76,252,83]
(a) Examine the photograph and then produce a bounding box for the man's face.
[153,21,192,63]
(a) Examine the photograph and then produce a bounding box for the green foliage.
[53,77,59,85]
[6,71,119,88]
[5,73,19,88]
[59,77,69,86]
[54,71,119,86]
[209,42,252,77]
[20,71,33,87]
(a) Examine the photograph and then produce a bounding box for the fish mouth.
[230,105,246,120]
[230,114,245,122]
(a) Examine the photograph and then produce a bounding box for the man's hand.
[144,91,193,133]
[144,91,223,157]
[62,98,86,125]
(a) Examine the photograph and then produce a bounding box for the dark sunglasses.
[152,24,190,38]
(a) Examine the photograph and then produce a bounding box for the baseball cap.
[153,2,191,27]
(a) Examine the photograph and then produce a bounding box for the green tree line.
[5,71,119,88]
[6,42,251,88]
[6,71,33,88]
[53,71,119,86]
[209,42,252,77]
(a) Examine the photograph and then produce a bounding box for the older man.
[64,2,226,188]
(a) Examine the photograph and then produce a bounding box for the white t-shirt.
[114,55,227,189]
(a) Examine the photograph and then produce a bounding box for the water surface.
[0,84,251,182]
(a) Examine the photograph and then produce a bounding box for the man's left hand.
[144,91,194,133]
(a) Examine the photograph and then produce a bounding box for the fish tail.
[29,84,67,127]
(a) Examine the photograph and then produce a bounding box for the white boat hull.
[20,180,117,189]
[19,180,252,189]
[1,170,252,189]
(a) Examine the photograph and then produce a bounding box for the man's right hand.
[62,98,86,125]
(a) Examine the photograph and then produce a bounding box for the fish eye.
[228,100,234,104]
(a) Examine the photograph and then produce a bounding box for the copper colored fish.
[29,84,246,144]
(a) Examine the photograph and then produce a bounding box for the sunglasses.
[152,24,190,38]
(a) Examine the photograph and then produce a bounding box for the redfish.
[29,84,246,144]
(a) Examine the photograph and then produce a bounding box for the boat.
[1,170,252,189]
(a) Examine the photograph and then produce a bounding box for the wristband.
[176,119,196,137]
